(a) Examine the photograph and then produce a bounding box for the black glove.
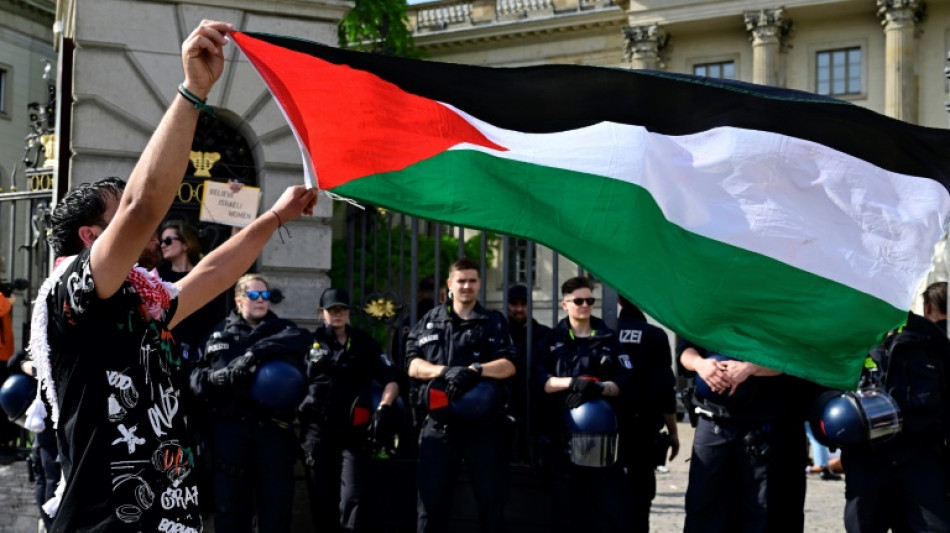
[369,404,397,448]
[225,352,259,386]
[441,366,480,400]
[208,367,243,387]
[565,377,603,409]
[208,368,226,386]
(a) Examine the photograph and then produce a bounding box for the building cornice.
[143,0,353,22]
[627,0,868,26]
[414,6,626,50]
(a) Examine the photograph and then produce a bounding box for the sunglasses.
[160,236,181,246]
[245,290,271,301]
[565,297,596,307]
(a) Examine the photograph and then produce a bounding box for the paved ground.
[0,420,847,532]
[651,421,847,532]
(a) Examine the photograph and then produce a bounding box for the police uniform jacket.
[537,317,636,438]
[616,307,675,429]
[299,324,403,432]
[406,301,516,370]
[405,302,517,418]
[678,340,810,423]
[190,309,310,423]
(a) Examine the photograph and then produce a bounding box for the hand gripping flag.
[233,31,950,389]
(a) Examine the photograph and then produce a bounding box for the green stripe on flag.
[334,149,902,389]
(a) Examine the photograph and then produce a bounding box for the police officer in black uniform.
[406,257,517,533]
[190,274,310,533]
[615,295,678,533]
[680,341,810,533]
[299,288,404,532]
[536,276,636,533]
[842,281,950,533]
[505,283,552,463]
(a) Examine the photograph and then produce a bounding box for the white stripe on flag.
[448,105,950,310]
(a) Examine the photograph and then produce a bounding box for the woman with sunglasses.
[158,221,227,353]
[190,273,310,533]
[534,276,637,533]
[299,287,405,532]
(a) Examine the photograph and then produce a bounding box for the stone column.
[877,0,925,123]
[622,24,668,70]
[743,8,790,86]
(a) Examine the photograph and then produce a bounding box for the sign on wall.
[199,180,261,227]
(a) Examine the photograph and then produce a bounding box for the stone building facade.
[49,0,351,328]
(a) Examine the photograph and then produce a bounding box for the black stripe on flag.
[245,32,950,192]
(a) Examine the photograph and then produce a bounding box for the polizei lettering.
[418,334,439,346]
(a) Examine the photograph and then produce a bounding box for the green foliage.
[329,213,497,349]
[338,0,423,58]
[330,214,497,306]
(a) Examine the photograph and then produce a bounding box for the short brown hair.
[561,276,593,296]
[923,282,947,315]
[448,257,480,277]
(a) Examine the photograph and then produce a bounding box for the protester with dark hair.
[158,219,227,354]
[29,20,318,532]
[842,281,950,532]
[615,295,678,532]
[190,273,310,532]
[299,287,404,532]
[406,257,517,532]
[535,276,635,532]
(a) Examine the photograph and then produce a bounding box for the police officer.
[190,274,310,533]
[536,277,636,533]
[842,281,950,532]
[406,257,517,533]
[615,295,678,533]
[506,283,551,463]
[680,342,810,533]
[299,288,404,532]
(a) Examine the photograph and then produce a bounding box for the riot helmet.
[425,377,505,426]
[249,359,307,412]
[564,398,619,468]
[350,384,406,429]
[809,389,902,449]
[0,373,37,428]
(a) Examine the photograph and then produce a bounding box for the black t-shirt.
[47,249,201,532]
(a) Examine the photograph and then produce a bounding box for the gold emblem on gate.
[189,151,221,177]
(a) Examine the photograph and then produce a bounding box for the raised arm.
[172,186,318,328]
[91,20,234,299]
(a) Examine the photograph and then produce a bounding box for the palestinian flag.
[232,31,950,389]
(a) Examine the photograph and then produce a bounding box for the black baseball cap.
[320,288,350,309]
[508,284,528,302]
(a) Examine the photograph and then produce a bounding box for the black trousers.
[619,432,658,533]
[685,415,806,533]
[33,427,60,530]
[302,429,371,532]
[541,438,631,533]
[210,417,298,533]
[843,442,950,533]
[685,417,770,533]
[416,418,509,533]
